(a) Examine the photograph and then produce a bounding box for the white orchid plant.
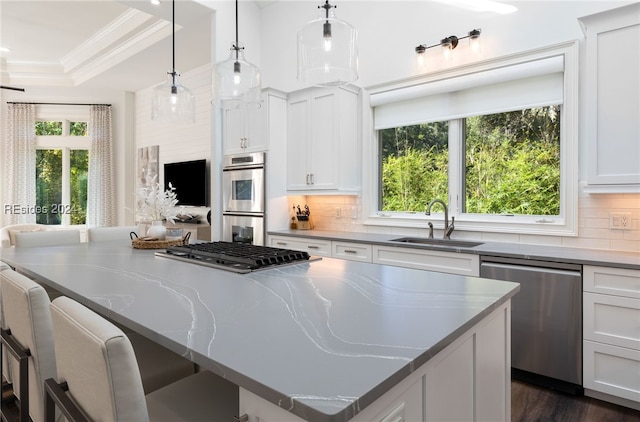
[136,175,179,223]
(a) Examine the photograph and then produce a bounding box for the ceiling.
[0,0,220,92]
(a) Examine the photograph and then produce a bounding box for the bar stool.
[45,296,238,422]
[0,269,58,422]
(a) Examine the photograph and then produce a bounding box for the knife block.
[296,215,313,230]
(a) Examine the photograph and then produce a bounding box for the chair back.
[14,230,81,248]
[87,226,138,242]
[1,269,57,422]
[0,224,46,248]
[49,297,149,422]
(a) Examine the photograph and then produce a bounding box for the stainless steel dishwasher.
[480,256,583,394]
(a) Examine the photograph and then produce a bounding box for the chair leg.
[1,328,30,422]
[44,379,89,422]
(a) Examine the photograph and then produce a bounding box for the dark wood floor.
[512,380,640,422]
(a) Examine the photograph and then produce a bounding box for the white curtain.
[4,104,36,225]
[86,105,115,227]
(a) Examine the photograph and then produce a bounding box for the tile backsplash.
[295,187,639,253]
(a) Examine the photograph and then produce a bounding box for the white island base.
[240,302,511,422]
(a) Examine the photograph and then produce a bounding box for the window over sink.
[366,42,578,236]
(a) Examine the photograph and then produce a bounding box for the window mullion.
[447,119,463,217]
[61,148,71,226]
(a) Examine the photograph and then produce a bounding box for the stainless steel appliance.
[222,152,265,245]
[156,241,317,273]
[480,256,583,394]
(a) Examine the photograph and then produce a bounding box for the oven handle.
[223,164,264,172]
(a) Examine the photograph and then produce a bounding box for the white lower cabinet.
[583,265,640,408]
[372,245,480,277]
[332,241,372,263]
[239,302,511,422]
[269,235,331,257]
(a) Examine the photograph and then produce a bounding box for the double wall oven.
[222,152,265,246]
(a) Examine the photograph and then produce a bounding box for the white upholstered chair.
[87,226,139,242]
[0,224,47,248]
[0,269,58,422]
[13,230,81,248]
[46,296,238,422]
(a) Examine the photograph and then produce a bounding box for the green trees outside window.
[35,120,89,225]
[380,106,561,216]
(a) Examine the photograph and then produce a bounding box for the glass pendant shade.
[151,70,195,123]
[297,7,358,87]
[212,43,262,110]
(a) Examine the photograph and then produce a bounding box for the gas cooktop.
[155,241,317,273]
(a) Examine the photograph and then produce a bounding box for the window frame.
[35,114,89,227]
[363,41,579,236]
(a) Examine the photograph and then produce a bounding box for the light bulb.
[170,94,178,105]
[324,36,332,52]
[234,73,241,85]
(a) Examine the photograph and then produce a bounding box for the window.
[379,107,560,215]
[35,119,89,225]
[367,43,578,236]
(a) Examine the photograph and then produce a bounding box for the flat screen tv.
[163,159,208,207]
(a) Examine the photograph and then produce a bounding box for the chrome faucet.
[426,198,454,239]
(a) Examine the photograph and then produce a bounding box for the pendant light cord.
[234,0,239,61]
[170,0,177,93]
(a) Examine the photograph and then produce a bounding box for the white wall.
[0,85,135,227]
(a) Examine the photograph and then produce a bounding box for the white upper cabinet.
[580,3,640,193]
[223,89,287,155]
[286,85,361,194]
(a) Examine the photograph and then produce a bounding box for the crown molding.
[63,8,157,72]
[3,6,174,88]
[72,19,172,86]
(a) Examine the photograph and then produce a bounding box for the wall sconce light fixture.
[415,29,481,64]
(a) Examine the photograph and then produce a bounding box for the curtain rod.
[7,102,111,106]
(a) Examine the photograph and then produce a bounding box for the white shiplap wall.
[135,64,213,173]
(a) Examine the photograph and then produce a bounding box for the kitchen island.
[1,241,519,421]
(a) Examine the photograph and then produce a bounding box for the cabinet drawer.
[584,266,640,299]
[269,236,331,257]
[584,292,640,350]
[372,246,479,277]
[332,241,372,263]
[584,340,640,403]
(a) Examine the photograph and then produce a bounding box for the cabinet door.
[582,4,640,190]
[373,245,480,277]
[223,104,266,155]
[269,235,331,256]
[584,340,640,403]
[287,96,311,191]
[222,108,244,154]
[308,91,339,190]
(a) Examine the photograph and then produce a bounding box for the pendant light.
[212,0,261,110]
[151,0,195,123]
[297,0,358,87]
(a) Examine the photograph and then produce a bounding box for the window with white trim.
[35,118,89,226]
[365,43,578,236]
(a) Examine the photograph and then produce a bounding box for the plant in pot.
[136,176,178,240]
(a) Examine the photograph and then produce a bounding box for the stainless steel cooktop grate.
[155,241,313,273]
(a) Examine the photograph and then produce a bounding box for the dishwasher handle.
[480,262,582,278]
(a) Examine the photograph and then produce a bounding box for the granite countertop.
[0,242,519,422]
[269,230,640,270]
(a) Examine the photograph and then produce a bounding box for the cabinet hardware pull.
[344,249,357,254]
[308,245,319,249]
[310,173,314,185]
[276,242,287,246]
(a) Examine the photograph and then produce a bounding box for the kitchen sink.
[389,237,484,248]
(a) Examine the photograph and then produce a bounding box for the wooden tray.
[130,232,191,249]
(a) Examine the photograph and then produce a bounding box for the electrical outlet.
[610,212,631,230]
